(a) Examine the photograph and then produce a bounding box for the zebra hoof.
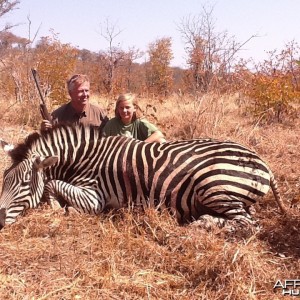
[192,214,226,231]
[65,206,80,216]
[48,199,64,211]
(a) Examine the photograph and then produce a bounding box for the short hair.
[67,74,90,93]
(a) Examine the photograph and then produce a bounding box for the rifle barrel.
[31,69,46,105]
[31,68,52,122]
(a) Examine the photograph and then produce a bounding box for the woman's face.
[117,100,136,125]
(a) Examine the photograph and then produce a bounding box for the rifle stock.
[31,69,52,123]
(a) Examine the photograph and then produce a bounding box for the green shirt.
[103,117,159,141]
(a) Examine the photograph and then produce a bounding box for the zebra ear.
[0,139,14,153]
[34,156,58,170]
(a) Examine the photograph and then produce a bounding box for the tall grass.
[0,93,299,299]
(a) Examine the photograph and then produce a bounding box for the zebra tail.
[269,171,287,214]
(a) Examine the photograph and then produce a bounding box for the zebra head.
[0,139,58,229]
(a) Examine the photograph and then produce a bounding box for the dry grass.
[0,93,299,299]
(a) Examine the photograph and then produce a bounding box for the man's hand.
[40,119,53,131]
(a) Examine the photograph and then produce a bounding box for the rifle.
[31,68,52,122]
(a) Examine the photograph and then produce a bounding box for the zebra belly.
[150,160,271,223]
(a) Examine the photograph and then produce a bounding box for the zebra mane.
[9,123,101,164]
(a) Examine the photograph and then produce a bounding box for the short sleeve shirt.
[102,117,159,141]
[51,102,108,130]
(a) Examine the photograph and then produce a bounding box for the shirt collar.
[68,102,89,118]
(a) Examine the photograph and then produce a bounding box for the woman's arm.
[144,130,166,143]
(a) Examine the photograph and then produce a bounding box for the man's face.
[69,81,90,110]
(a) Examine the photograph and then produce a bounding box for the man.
[40,74,108,131]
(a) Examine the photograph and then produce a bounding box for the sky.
[2,0,300,68]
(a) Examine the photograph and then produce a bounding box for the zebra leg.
[222,206,260,237]
[219,204,257,227]
[194,199,258,234]
[47,195,64,210]
[44,180,105,215]
[193,212,258,236]
[41,192,68,211]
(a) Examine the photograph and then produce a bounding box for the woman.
[103,93,166,143]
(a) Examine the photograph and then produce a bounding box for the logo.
[274,280,300,296]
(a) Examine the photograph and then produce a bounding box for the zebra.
[0,123,286,230]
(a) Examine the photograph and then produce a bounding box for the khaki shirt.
[52,102,108,130]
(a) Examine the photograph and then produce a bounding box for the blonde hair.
[67,74,90,93]
[115,93,143,120]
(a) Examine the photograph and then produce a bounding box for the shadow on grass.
[258,208,300,258]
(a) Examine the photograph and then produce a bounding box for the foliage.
[0,30,78,125]
[0,5,300,126]
[177,5,255,94]
[94,19,144,97]
[146,37,173,96]
[0,0,19,27]
[34,32,79,107]
[243,42,300,123]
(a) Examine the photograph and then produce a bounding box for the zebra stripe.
[0,124,285,229]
